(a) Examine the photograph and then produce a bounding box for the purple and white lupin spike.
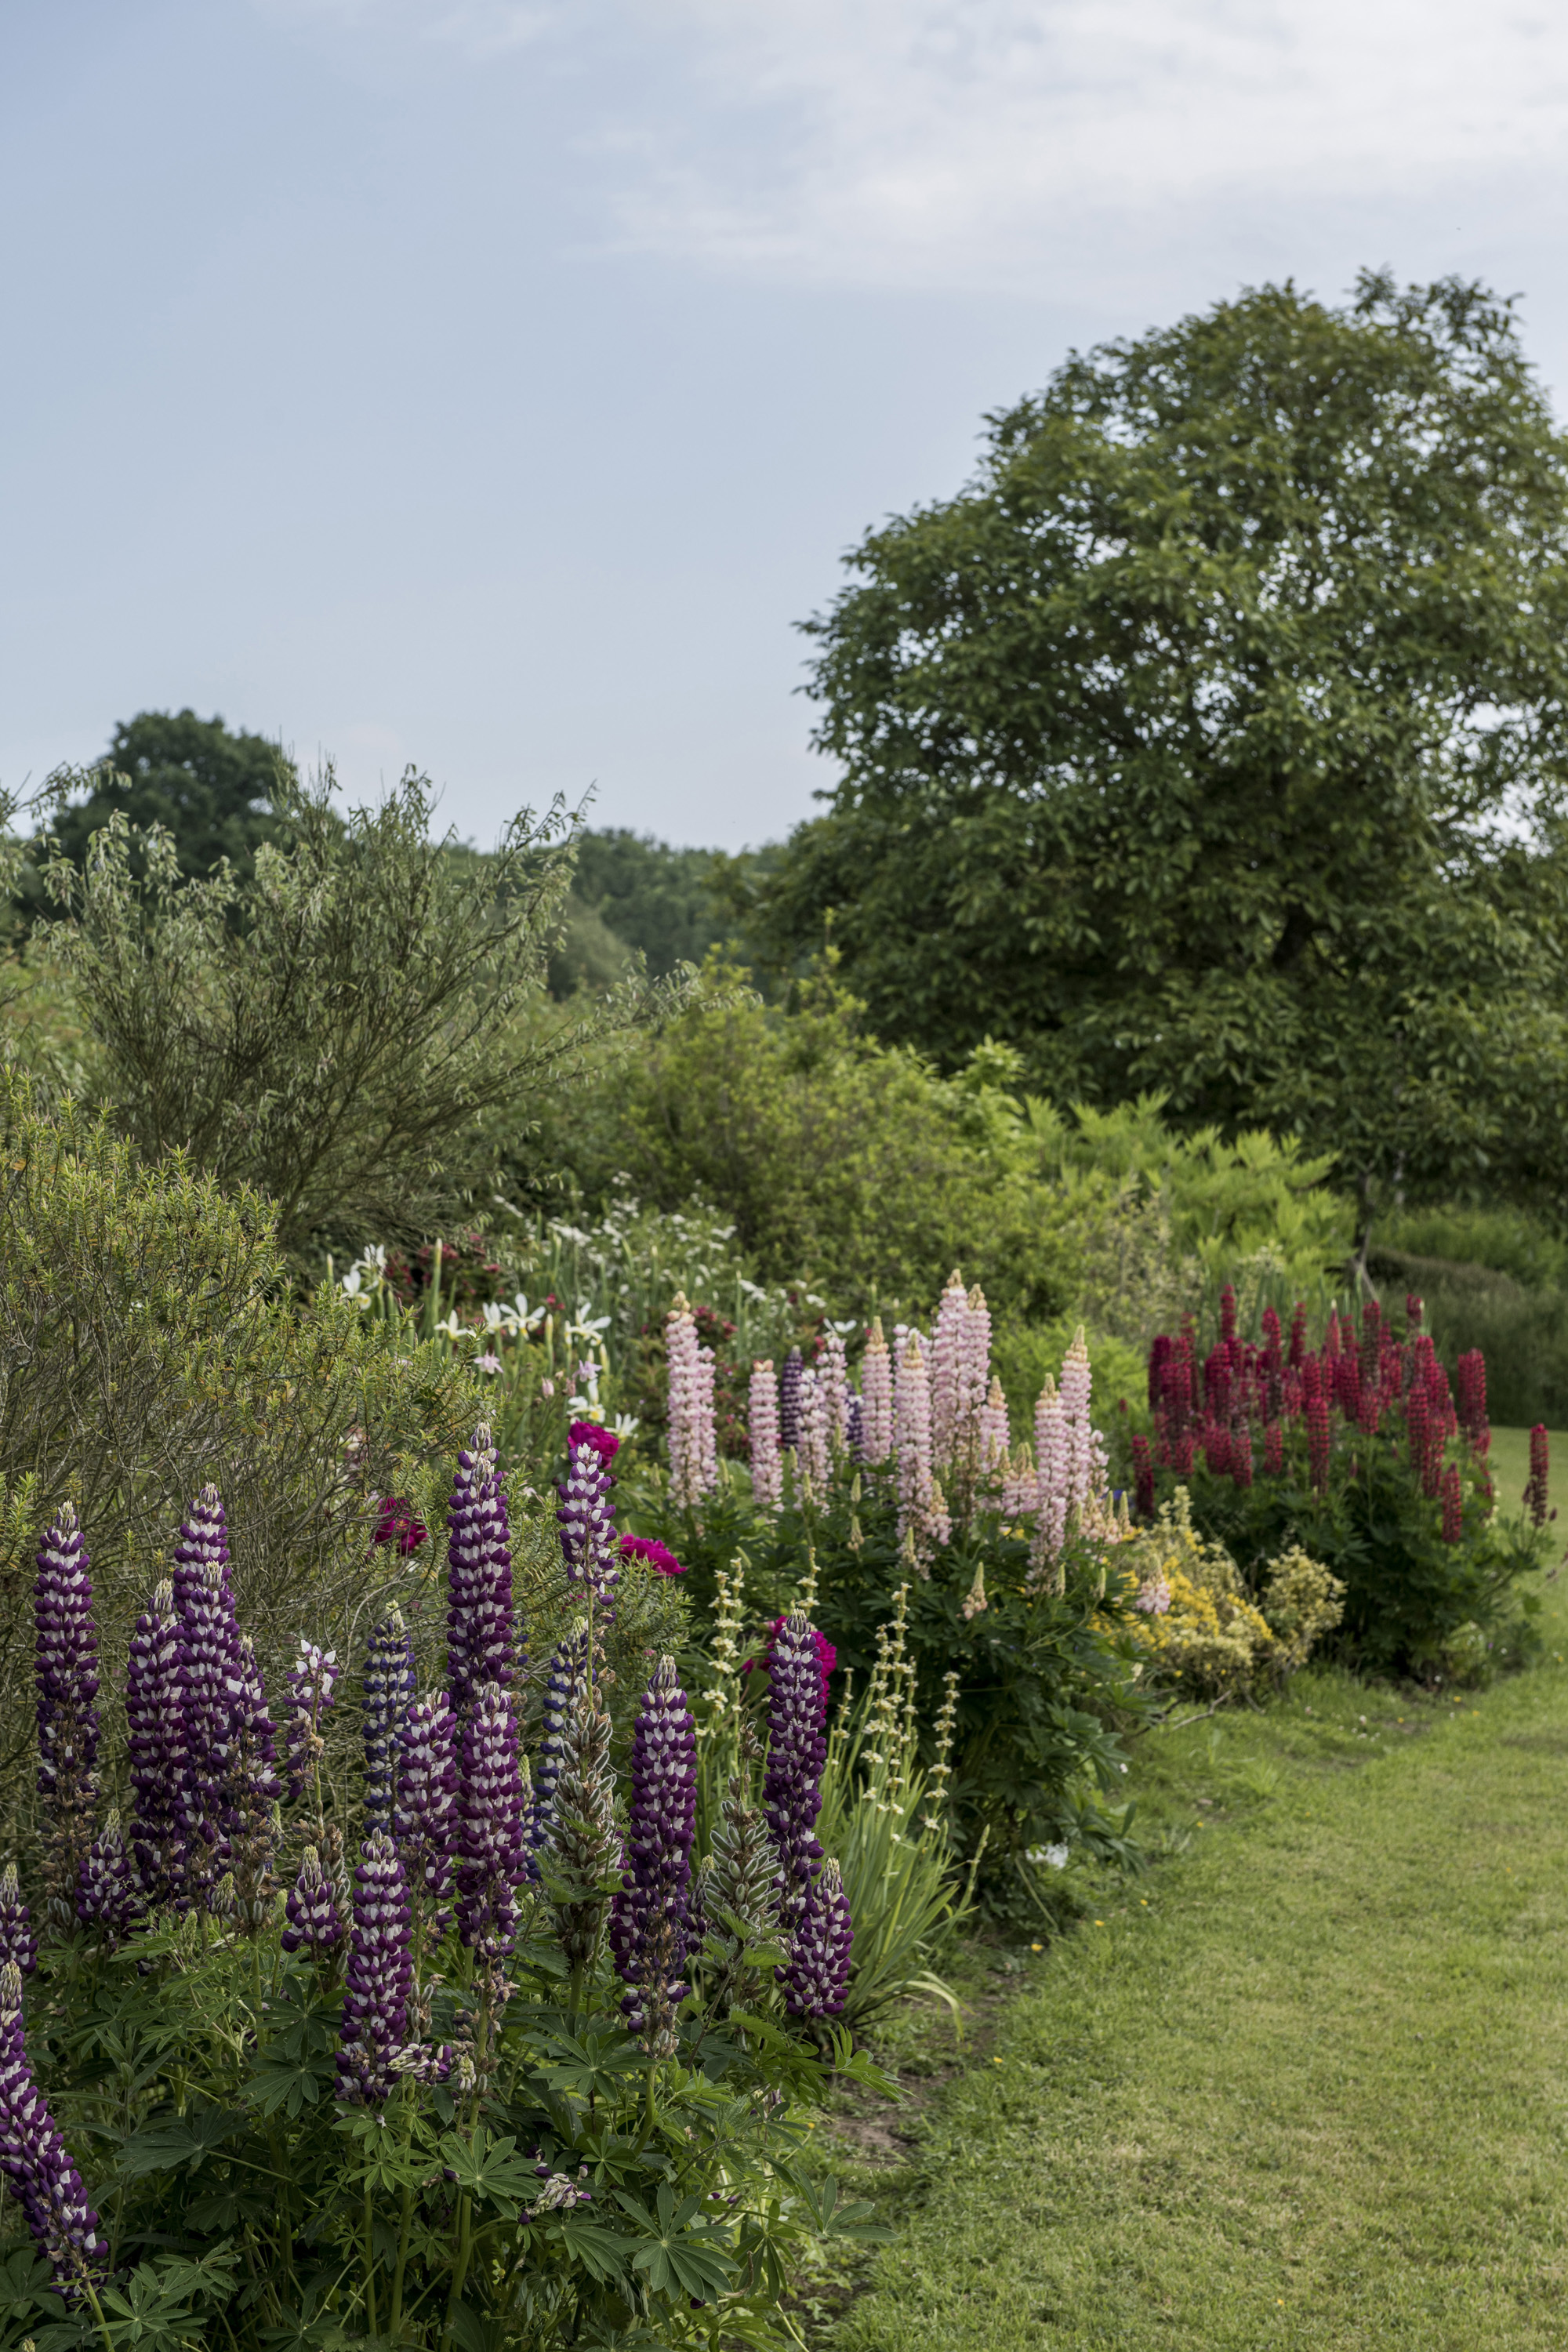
[282,1846,345,1958]
[530,1634,588,1857]
[283,1639,338,1805]
[361,1609,416,1839]
[445,1426,517,1719]
[761,1613,829,1935]
[229,1634,282,1927]
[394,1692,457,1907]
[780,1857,853,2020]
[76,1813,141,1938]
[335,1831,413,2107]
[557,1440,619,1602]
[0,1868,34,1979]
[455,1681,529,1955]
[125,1580,187,1904]
[779,1348,804,1454]
[0,1961,106,2300]
[172,1490,246,1896]
[608,1657,696,2045]
[34,1504,101,1926]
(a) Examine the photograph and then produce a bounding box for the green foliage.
[18,710,294,924]
[1379,1203,1568,1291]
[38,768,669,1257]
[569,829,735,977]
[582,967,1076,1320]
[0,1073,482,1845]
[633,1478,1149,1883]
[761,272,1568,1226]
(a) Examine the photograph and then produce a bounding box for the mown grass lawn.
[831,1436,1568,2350]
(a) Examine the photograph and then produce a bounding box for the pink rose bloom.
[568,1420,620,1466]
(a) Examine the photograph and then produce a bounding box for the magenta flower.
[619,1534,686,1577]
[373,1497,428,1555]
[743,1615,836,1708]
[568,1420,620,1465]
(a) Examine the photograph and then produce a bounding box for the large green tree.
[37,707,292,886]
[762,274,1568,1239]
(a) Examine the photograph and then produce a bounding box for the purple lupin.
[394,1692,457,1910]
[125,1580,187,1905]
[283,1846,346,1959]
[0,1961,106,2300]
[446,1427,517,1719]
[761,1613,829,1934]
[0,1869,35,1978]
[780,1857,854,2020]
[335,1831,413,2107]
[230,1635,282,1931]
[779,1348,804,1454]
[362,1609,417,1840]
[455,1682,529,1956]
[76,1813,140,1939]
[557,1438,619,1602]
[172,1490,245,1900]
[530,1633,588,1857]
[608,1657,696,2053]
[34,1505,101,1929]
[283,1640,338,1806]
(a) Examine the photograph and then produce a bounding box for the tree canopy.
[34,707,292,890]
[760,273,1568,1236]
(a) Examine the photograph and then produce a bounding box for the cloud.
[268,0,1568,294]
[597,0,1568,290]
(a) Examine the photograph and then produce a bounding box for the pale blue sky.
[5,0,1568,848]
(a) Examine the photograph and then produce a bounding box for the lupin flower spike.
[283,1639,338,1805]
[762,1613,829,1934]
[76,1813,141,1939]
[666,1294,719,1508]
[283,1845,346,1958]
[335,1831,413,2107]
[531,1633,589,1853]
[446,1426,518,1719]
[547,1686,619,1969]
[395,1691,458,1907]
[609,1657,696,2053]
[0,1960,107,2299]
[361,1609,416,1839]
[748,1360,782,1512]
[781,1856,854,2020]
[33,1504,101,1928]
[173,1492,246,1898]
[557,1436,621,1602]
[858,1321,894,1465]
[126,1578,187,1904]
[455,1681,530,1955]
[0,1867,34,1979]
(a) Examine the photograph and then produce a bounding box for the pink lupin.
[748,1360,782,1512]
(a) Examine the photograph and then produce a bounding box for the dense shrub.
[1120,1491,1345,1697]
[0,1075,484,1845]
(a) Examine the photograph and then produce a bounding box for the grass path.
[833,1468,1568,2350]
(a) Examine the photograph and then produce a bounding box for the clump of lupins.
[0,1426,862,2329]
[34,1505,101,1926]
[1144,1295,1497,1531]
[666,1291,719,1508]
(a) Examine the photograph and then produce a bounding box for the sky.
[4,2,1568,851]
